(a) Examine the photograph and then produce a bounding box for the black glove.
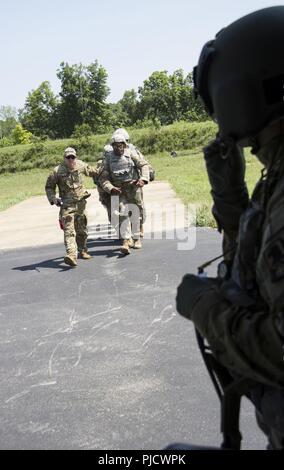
[204,135,247,196]
[176,274,218,320]
[51,197,62,207]
[204,136,249,232]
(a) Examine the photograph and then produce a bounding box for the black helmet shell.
[194,6,284,142]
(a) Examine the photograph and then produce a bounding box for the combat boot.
[133,238,142,249]
[64,255,77,267]
[120,239,131,255]
[79,251,92,260]
[128,238,134,248]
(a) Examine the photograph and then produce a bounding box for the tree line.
[0,60,208,146]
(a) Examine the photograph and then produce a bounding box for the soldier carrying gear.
[98,134,150,255]
[111,128,154,238]
[176,6,284,449]
[95,135,148,230]
[45,147,99,267]
[112,128,155,182]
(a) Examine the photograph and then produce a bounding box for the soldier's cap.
[111,134,127,145]
[64,147,77,158]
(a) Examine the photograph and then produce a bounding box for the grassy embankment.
[0,121,262,225]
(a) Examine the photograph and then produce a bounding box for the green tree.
[179,72,208,122]
[138,71,172,125]
[82,62,110,132]
[0,105,17,122]
[57,61,110,137]
[20,81,58,137]
[118,89,139,125]
[137,69,208,125]
[104,102,129,129]
[0,105,18,139]
[56,62,85,137]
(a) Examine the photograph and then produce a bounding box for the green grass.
[0,148,263,226]
[0,167,98,212]
[0,169,50,211]
[147,148,263,226]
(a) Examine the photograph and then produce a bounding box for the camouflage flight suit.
[190,136,284,448]
[45,159,98,258]
[98,149,149,240]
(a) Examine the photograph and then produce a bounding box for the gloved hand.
[176,274,219,320]
[204,135,247,196]
[111,187,122,195]
[135,179,145,187]
[51,197,62,207]
[204,135,249,233]
[82,191,91,200]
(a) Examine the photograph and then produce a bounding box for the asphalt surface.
[0,228,266,450]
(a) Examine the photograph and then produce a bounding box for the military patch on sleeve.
[265,239,284,282]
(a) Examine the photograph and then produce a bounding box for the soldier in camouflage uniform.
[99,134,149,255]
[45,147,99,267]
[93,154,112,223]
[101,129,153,237]
[176,7,284,449]
[111,129,147,238]
[94,141,135,225]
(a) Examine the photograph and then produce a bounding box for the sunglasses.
[65,155,76,160]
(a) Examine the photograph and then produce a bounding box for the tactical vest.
[107,152,139,184]
[128,144,155,181]
[55,161,87,203]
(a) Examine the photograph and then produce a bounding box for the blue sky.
[0,0,280,110]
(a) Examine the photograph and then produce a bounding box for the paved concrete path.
[0,182,185,251]
[0,184,266,449]
[0,232,265,450]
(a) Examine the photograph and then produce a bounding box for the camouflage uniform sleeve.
[212,190,248,262]
[130,152,150,183]
[130,145,144,158]
[191,191,284,387]
[191,290,284,387]
[98,158,115,194]
[83,162,99,178]
[204,139,249,261]
[45,167,58,204]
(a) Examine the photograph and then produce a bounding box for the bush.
[71,123,93,139]
[0,120,217,174]
[131,121,217,154]
[0,137,13,148]
[11,124,33,145]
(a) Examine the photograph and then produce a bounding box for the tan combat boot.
[64,255,78,267]
[133,238,142,249]
[128,238,134,248]
[120,239,131,255]
[79,251,92,260]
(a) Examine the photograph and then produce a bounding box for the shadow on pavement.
[12,256,73,272]
[12,239,128,272]
[88,238,127,259]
